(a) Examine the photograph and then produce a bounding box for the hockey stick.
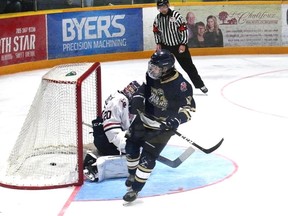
[82,121,93,129]
[140,112,224,154]
[82,121,189,168]
[157,146,195,168]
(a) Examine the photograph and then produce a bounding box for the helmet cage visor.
[148,61,163,80]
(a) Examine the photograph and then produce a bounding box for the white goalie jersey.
[102,91,135,153]
[84,81,141,183]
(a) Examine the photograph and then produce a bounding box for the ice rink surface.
[0,54,288,216]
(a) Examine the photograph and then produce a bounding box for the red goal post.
[0,62,102,189]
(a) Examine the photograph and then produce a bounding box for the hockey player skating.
[83,81,141,182]
[123,49,194,203]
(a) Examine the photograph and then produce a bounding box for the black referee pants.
[161,44,205,89]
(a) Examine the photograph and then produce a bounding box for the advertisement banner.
[0,15,47,67]
[47,8,143,59]
[281,4,288,46]
[176,4,282,48]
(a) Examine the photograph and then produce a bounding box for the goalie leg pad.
[97,155,128,182]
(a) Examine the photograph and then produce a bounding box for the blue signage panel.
[47,9,143,59]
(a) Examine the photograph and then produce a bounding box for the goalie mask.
[121,81,141,101]
[148,49,175,80]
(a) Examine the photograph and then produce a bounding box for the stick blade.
[157,147,195,168]
[202,138,224,154]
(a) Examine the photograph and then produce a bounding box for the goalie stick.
[83,121,193,168]
[140,112,224,154]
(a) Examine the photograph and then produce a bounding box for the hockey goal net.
[0,62,101,189]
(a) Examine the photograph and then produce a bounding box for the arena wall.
[1,1,288,75]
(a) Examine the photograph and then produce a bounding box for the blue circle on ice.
[75,145,237,201]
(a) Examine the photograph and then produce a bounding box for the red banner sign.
[0,15,47,66]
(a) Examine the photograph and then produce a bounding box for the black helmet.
[148,49,175,80]
[157,0,169,8]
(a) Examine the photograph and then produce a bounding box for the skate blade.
[122,199,141,206]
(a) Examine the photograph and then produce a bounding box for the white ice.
[0,54,288,216]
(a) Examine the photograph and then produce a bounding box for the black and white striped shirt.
[153,9,188,46]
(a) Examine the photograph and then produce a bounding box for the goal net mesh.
[0,62,101,189]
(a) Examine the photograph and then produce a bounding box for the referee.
[153,0,208,94]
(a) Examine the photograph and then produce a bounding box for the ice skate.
[83,165,98,182]
[83,151,98,182]
[123,190,138,206]
[200,86,208,94]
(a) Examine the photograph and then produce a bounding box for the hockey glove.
[165,117,180,130]
[129,95,144,114]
